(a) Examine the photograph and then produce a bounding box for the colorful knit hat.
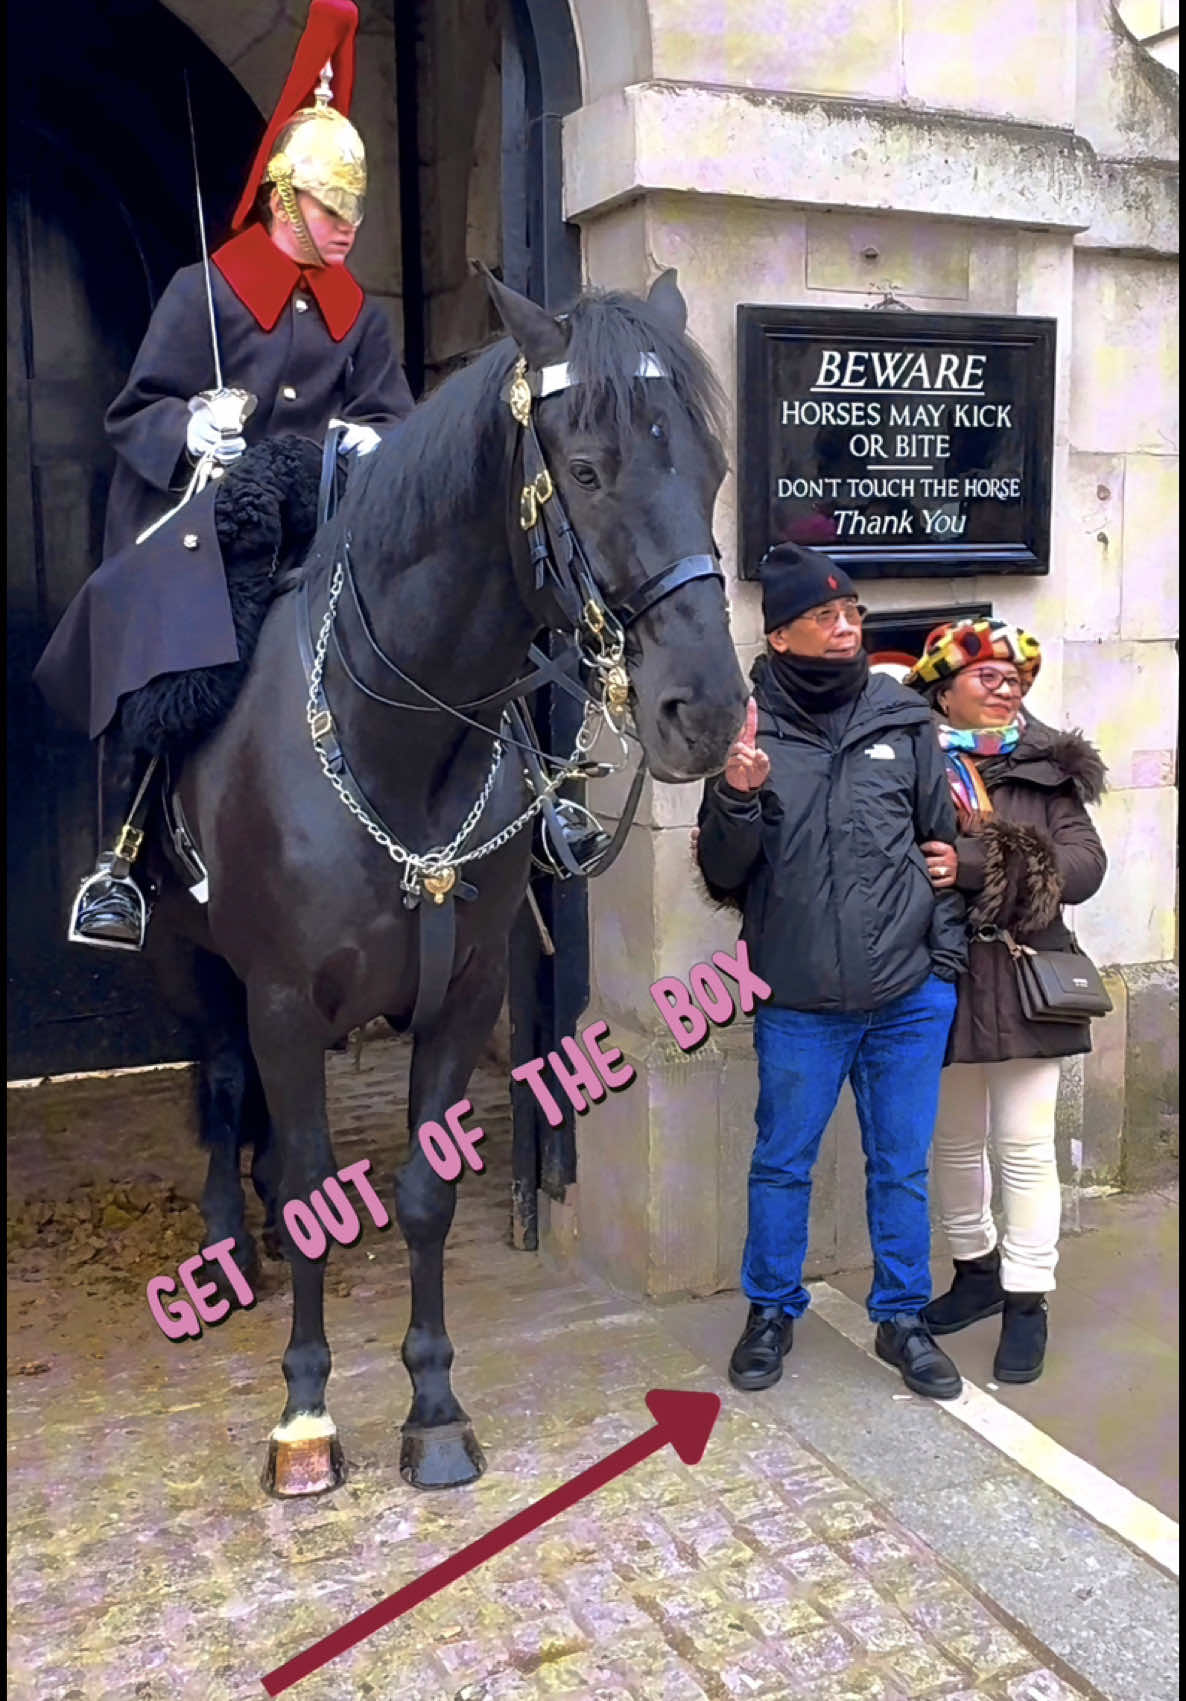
[904,617,1042,696]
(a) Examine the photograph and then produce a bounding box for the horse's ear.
[646,268,687,336]
[474,261,570,367]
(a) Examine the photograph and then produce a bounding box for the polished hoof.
[262,1428,347,1498]
[400,1420,487,1491]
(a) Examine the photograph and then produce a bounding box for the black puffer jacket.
[696,659,967,1012]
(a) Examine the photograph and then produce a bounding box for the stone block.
[1072,786,1177,967]
[648,0,903,101]
[1079,970,1129,1185]
[569,1029,654,1295]
[902,0,1077,127]
[1063,454,1125,641]
[1061,638,1178,790]
[1120,453,1179,641]
[716,1039,760,1286]
[1121,961,1180,1188]
[587,825,658,1023]
[805,213,970,301]
[1070,254,1179,457]
[1054,1054,1085,1231]
[1074,0,1180,163]
[647,1041,729,1295]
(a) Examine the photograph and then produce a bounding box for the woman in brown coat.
[904,618,1107,1384]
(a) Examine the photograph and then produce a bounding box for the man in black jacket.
[697,544,967,1400]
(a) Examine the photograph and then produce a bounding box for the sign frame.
[736,305,1057,581]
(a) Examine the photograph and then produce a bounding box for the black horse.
[141,268,747,1496]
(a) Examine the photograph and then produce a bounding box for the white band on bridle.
[534,352,668,397]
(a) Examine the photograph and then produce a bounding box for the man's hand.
[922,840,959,889]
[337,422,382,457]
[723,698,771,795]
[186,408,245,464]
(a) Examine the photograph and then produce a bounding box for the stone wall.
[546,0,1179,1295]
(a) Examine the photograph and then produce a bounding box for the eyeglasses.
[965,667,1022,695]
[798,600,867,631]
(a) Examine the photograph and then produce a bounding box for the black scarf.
[765,649,870,715]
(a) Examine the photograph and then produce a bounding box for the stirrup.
[67,863,150,952]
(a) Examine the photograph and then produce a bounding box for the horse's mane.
[325,286,727,568]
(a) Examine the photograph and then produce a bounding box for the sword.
[183,71,256,449]
[137,78,256,546]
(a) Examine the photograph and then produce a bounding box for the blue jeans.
[742,975,957,1321]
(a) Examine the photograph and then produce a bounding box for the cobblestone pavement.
[8,1037,1093,1701]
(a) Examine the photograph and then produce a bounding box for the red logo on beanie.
[827,574,838,589]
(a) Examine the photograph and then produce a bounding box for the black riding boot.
[68,735,156,951]
[922,1248,1005,1335]
[993,1293,1048,1384]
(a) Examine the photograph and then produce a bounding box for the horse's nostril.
[659,695,695,738]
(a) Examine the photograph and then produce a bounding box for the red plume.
[231,0,359,231]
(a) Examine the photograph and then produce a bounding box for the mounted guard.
[33,0,414,951]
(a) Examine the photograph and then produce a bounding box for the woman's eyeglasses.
[966,667,1022,695]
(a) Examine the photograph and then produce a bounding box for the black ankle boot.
[68,736,154,951]
[922,1248,1005,1335]
[728,1304,795,1392]
[875,1314,963,1400]
[994,1293,1048,1384]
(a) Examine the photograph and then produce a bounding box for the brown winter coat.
[947,715,1108,1063]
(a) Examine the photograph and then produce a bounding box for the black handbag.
[981,927,1113,1023]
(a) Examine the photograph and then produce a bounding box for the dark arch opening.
[6,2,261,1076]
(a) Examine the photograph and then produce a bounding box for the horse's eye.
[569,461,600,489]
[650,421,666,442]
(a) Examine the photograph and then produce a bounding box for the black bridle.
[511,354,723,644]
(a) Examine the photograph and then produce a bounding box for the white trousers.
[932,1058,1063,1293]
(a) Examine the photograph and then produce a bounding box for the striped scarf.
[937,719,1023,819]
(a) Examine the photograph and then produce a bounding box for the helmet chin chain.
[269,160,325,266]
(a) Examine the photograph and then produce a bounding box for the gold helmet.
[265,63,367,231]
[231,1,366,258]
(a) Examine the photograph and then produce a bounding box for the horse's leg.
[245,1063,283,1261]
[148,934,260,1292]
[395,952,506,1491]
[248,991,344,1498]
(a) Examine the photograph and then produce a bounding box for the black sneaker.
[993,1294,1048,1384]
[875,1313,963,1401]
[728,1304,795,1392]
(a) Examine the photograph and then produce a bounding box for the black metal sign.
[737,306,1056,580]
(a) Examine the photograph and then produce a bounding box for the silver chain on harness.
[305,559,629,901]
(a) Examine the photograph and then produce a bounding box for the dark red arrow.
[261,1388,721,1695]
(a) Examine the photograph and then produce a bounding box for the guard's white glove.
[337,422,382,458]
[186,406,246,464]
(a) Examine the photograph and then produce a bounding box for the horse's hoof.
[262,1414,346,1498]
[400,1420,487,1491]
[261,1225,284,1262]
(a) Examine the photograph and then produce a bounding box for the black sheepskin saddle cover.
[118,435,323,757]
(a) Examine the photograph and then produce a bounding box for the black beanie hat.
[758,544,857,634]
